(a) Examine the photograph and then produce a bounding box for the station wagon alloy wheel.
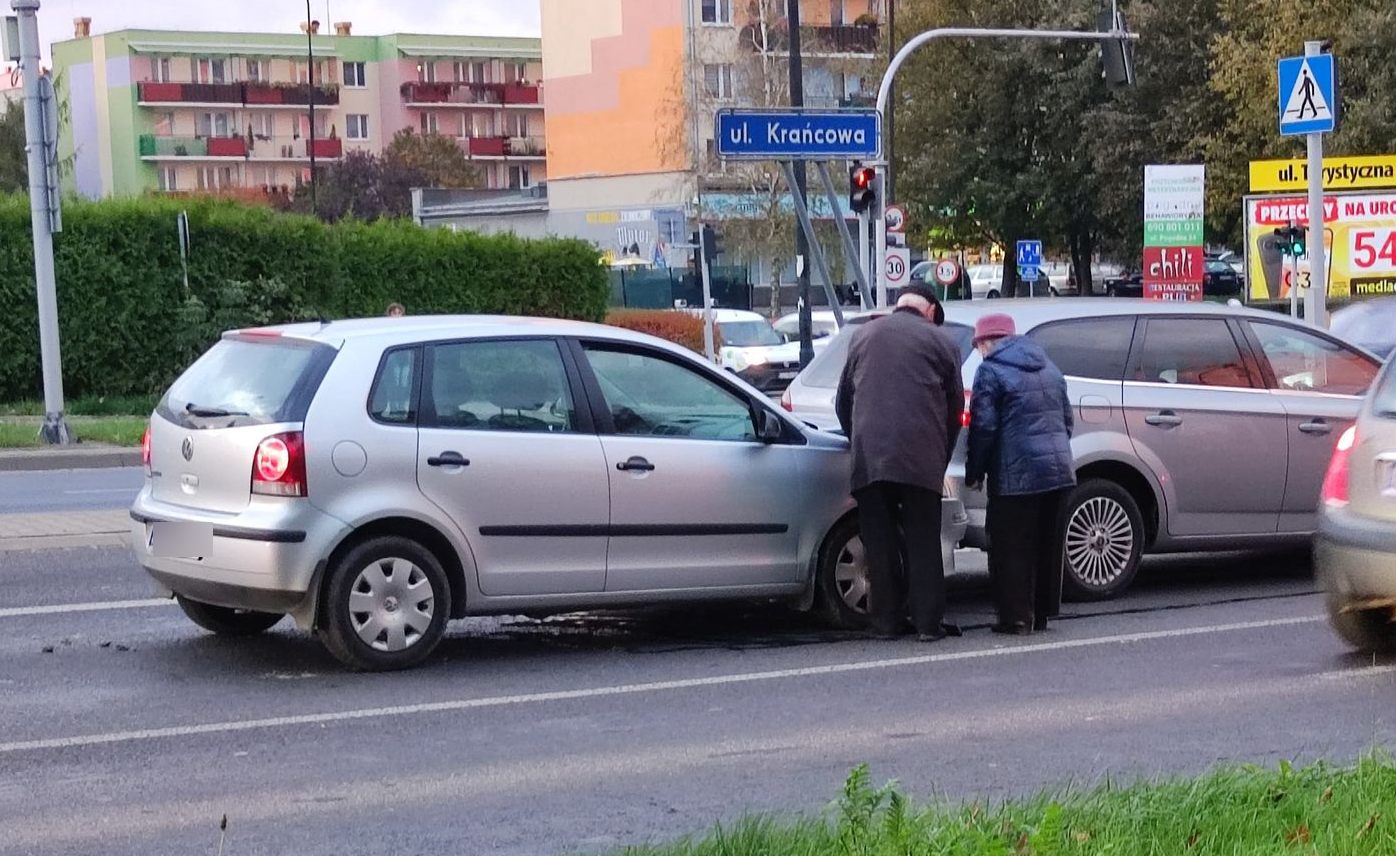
[1065,496,1134,588]
[349,557,436,652]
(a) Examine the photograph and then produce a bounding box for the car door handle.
[427,452,470,467]
[1144,412,1183,428]
[1299,420,1333,435]
[616,456,655,473]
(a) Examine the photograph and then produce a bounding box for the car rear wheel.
[177,596,283,636]
[317,535,451,671]
[816,516,872,630]
[1326,601,1396,653]
[986,290,1001,299]
[1060,480,1144,601]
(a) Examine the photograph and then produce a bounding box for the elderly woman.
[964,313,1075,635]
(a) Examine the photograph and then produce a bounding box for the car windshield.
[719,319,783,347]
[159,336,336,428]
[1332,301,1396,349]
[799,317,975,389]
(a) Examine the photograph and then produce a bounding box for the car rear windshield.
[1373,364,1396,419]
[800,318,975,389]
[158,336,337,429]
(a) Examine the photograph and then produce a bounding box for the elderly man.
[836,285,964,641]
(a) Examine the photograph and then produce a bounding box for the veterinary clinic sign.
[1245,190,1396,302]
[1250,154,1396,193]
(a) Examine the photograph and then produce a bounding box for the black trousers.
[854,481,944,635]
[987,489,1068,629]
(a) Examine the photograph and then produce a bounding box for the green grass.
[617,758,1396,855]
[0,394,157,417]
[0,416,146,448]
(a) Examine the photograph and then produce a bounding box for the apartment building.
[52,18,545,198]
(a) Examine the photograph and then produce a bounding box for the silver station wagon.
[132,317,966,670]
[784,300,1382,599]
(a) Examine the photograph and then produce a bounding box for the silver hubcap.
[348,558,435,652]
[1065,497,1134,588]
[834,535,870,614]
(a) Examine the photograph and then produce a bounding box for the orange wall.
[738,0,877,27]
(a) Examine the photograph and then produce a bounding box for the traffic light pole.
[814,162,870,312]
[1303,40,1328,328]
[871,25,1138,303]
[1289,222,1300,319]
[698,230,716,361]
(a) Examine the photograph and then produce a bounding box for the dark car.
[1331,298,1396,359]
[1104,271,1144,297]
[1105,262,1241,298]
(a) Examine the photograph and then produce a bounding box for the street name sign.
[715,109,881,160]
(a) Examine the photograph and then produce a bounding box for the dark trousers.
[854,481,944,635]
[987,489,1068,629]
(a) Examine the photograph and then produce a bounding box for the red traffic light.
[853,167,875,190]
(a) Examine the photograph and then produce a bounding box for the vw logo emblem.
[181,437,194,462]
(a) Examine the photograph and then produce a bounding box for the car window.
[1250,321,1377,396]
[1372,364,1396,418]
[584,345,757,442]
[716,319,782,347]
[427,340,575,433]
[1133,319,1255,388]
[1028,317,1135,381]
[160,336,336,428]
[368,347,419,425]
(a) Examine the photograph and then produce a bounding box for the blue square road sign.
[1278,54,1336,136]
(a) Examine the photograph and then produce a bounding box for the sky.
[19,0,541,67]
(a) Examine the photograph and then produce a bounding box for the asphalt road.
[1,543,1390,856]
[0,467,143,513]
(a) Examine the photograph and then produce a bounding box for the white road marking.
[0,614,1324,755]
[0,598,173,619]
[61,488,138,495]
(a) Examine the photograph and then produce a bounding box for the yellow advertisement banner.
[1249,155,1396,193]
[1246,192,1396,302]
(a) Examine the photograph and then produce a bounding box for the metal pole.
[814,161,871,310]
[699,233,716,361]
[782,162,845,327]
[858,205,871,310]
[885,0,895,203]
[787,0,814,367]
[875,165,888,306]
[306,0,317,213]
[1289,226,1300,319]
[872,25,1139,304]
[1303,40,1327,328]
[13,0,70,444]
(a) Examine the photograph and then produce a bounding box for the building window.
[703,64,734,99]
[452,61,466,83]
[701,0,733,24]
[346,114,369,140]
[418,61,437,83]
[420,112,440,135]
[343,61,367,88]
[196,58,227,84]
[153,57,172,83]
[246,59,264,83]
[155,111,175,136]
[296,61,325,84]
[198,112,233,138]
[508,165,531,189]
[250,112,275,139]
[198,166,235,191]
[470,112,494,138]
[830,0,845,26]
[504,62,527,84]
[158,166,177,192]
[471,61,490,83]
[504,112,528,138]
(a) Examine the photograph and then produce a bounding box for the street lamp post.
[305,0,317,213]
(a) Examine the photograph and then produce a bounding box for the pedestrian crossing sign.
[1278,54,1336,136]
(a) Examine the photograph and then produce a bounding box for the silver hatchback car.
[785,300,1383,599]
[132,317,966,669]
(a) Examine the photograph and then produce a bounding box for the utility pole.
[1303,40,1327,328]
[305,0,317,214]
[788,0,814,367]
[884,0,895,203]
[12,0,71,444]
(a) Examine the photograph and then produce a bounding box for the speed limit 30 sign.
[885,248,911,285]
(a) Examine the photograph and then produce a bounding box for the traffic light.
[1273,225,1307,257]
[1097,8,1136,89]
[702,224,722,260]
[849,163,877,214]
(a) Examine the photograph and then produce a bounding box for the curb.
[0,447,143,472]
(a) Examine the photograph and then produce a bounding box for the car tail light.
[141,425,152,476]
[252,431,307,497]
[780,389,793,412]
[961,390,972,428]
[1321,425,1358,507]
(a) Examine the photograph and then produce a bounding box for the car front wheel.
[177,596,283,636]
[815,516,872,630]
[1060,480,1144,601]
[317,535,451,671]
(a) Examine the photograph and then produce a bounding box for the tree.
[0,104,26,194]
[303,150,426,222]
[383,128,481,189]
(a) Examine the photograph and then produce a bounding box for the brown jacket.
[835,308,965,494]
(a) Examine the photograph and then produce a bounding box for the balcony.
[140,134,342,161]
[506,136,545,157]
[137,81,340,107]
[139,135,207,157]
[307,137,342,158]
[400,80,541,107]
[205,136,248,157]
[467,136,507,157]
[462,136,545,159]
[738,23,880,55]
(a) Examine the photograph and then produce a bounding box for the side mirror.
[757,409,784,443]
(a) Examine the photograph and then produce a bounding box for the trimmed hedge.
[0,195,608,400]
[605,309,712,354]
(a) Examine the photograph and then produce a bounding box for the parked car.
[1330,298,1396,359]
[1105,263,1242,298]
[785,299,1383,599]
[131,316,967,669]
[960,264,1060,299]
[703,308,804,393]
[773,311,842,344]
[1316,356,1396,652]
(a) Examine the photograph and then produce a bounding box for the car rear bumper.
[129,488,348,611]
[1316,505,1396,600]
[737,363,802,393]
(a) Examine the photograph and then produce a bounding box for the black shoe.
[1032,618,1049,632]
[915,622,962,642]
[991,622,1033,636]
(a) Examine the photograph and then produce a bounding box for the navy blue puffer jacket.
[966,336,1076,497]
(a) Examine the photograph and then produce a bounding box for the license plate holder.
[778,371,797,380]
[148,521,213,558]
